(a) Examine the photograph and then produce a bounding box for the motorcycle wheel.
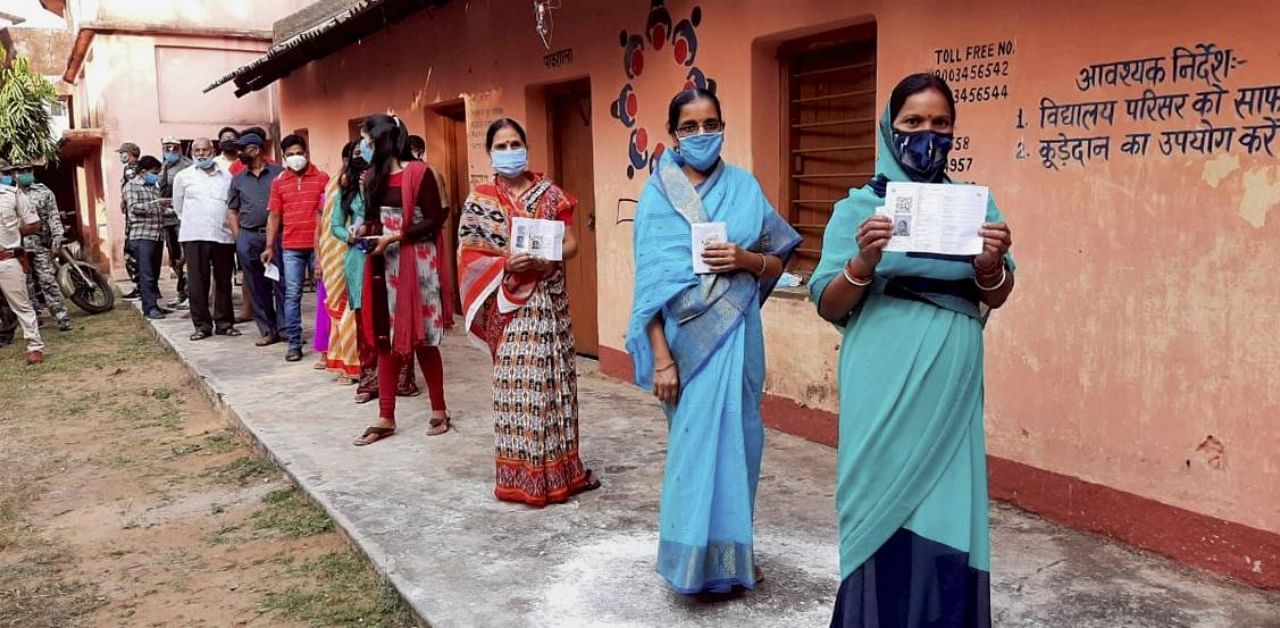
[57,261,116,314]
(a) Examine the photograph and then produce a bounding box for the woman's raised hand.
[853,215,893,271]
[974,222,1012,271]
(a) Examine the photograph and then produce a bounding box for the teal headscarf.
[809,106,1013,325]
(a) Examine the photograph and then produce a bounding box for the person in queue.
[350,114,450,446]
[116,142,143,301]
[459,117,601,506]
[624,88,801,593]
[262,134,330,362]
[125,156,175,320]
[8,160,72,332]
[315,141,362,380]
[810,73,1014,627]
[174,137,239,340]
[227,133,286,345]
[331,138,421,404]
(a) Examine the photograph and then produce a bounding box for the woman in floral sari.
[810,74,1015,627]
[625,89,801,594]
[459,117,599,507]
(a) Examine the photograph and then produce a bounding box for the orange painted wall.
[275,0,1280,555]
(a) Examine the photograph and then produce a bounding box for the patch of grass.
[206,524,242,545]
[170,443,202,456]
[210,456,276,486]
[252,489,332,538]
[202,431,239,454]
[261,552,416,628]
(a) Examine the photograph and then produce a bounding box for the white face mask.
[285,154,308,171]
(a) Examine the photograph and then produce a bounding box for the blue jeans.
[128,238,164,315]
[282,248,315,350]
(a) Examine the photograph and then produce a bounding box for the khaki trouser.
[0,257,44,352]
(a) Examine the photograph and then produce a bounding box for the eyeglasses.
[674,120,724,138]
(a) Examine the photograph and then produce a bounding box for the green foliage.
[0,48,60,166]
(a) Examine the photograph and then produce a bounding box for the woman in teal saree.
[626,89,802,594]
[810,74,1015,627]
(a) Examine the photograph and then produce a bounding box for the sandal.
[426,413,451,436]
[190,330,212,341]
[255,335,281,347]
[353,391,376,404]
[215,328,242,337]
[353,425,395,446]
[754,565,765,584]
[313,360,328,370]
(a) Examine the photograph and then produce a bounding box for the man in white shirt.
[0,184,46,363]
[173,137,239,341]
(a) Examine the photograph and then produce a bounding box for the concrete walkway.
[136,288,1280,627]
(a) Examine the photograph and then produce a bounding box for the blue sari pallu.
[626,152,801,594]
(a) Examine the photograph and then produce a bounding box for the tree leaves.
[0,48,60,166]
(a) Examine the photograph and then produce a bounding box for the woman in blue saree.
[811,74,1015,627]
[626,88,802,595]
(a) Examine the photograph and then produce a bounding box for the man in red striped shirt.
[262,134,330,362]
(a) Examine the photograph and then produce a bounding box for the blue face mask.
[358,139,374,164]
[676,132,724,172]
[891,130,953,182]
[195,157,215,170]
[144,172,160,186]
[0,176,12,186]
[163,151,180,165]
[491,147,528,177]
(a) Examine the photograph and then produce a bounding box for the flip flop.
[580,469,602,492]
[353,391,376,404]
[353,426,395,446]
[216,328,243,337]
[425,413,451,436]
[190,330,212,341]
[255,335,281,347]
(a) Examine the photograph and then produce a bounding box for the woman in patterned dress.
[352,114,451,446]
[458,118,601,507]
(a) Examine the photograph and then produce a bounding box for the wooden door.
[549,82,599,356]
[437,104,468,318]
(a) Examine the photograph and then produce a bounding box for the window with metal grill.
[780,23,877,275]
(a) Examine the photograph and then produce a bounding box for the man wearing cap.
[160,137,192,311]
[0,175,47,364]
[116,142,142,300]
[227,133,285,345]
[9,160,72,332]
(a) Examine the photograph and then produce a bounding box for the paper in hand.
[691,222,728,275]
[878,182,989,256]
[264,263,281,282]
[510,217,565,261]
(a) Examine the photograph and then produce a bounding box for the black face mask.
[238,152,255,165]
[219,140,238,154]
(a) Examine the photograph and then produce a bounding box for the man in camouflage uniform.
[6,160,72,332]
[159,136,192,310]
[117,142,142,300]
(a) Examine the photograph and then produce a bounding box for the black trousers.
[183,241,235,333]
[164,225,187,300]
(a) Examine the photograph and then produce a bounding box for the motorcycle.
[54,242,115,314]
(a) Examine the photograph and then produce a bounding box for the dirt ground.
[0,307,417,627]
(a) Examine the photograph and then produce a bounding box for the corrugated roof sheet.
[204,0,446,97]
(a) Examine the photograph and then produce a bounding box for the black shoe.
[146,311,167,320]
[123,289,141,301]
[285,348,303,362]
[156,307,174,314]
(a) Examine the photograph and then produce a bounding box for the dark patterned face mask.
[892,130,953,182]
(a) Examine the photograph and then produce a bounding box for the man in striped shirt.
[262,134,330,362]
